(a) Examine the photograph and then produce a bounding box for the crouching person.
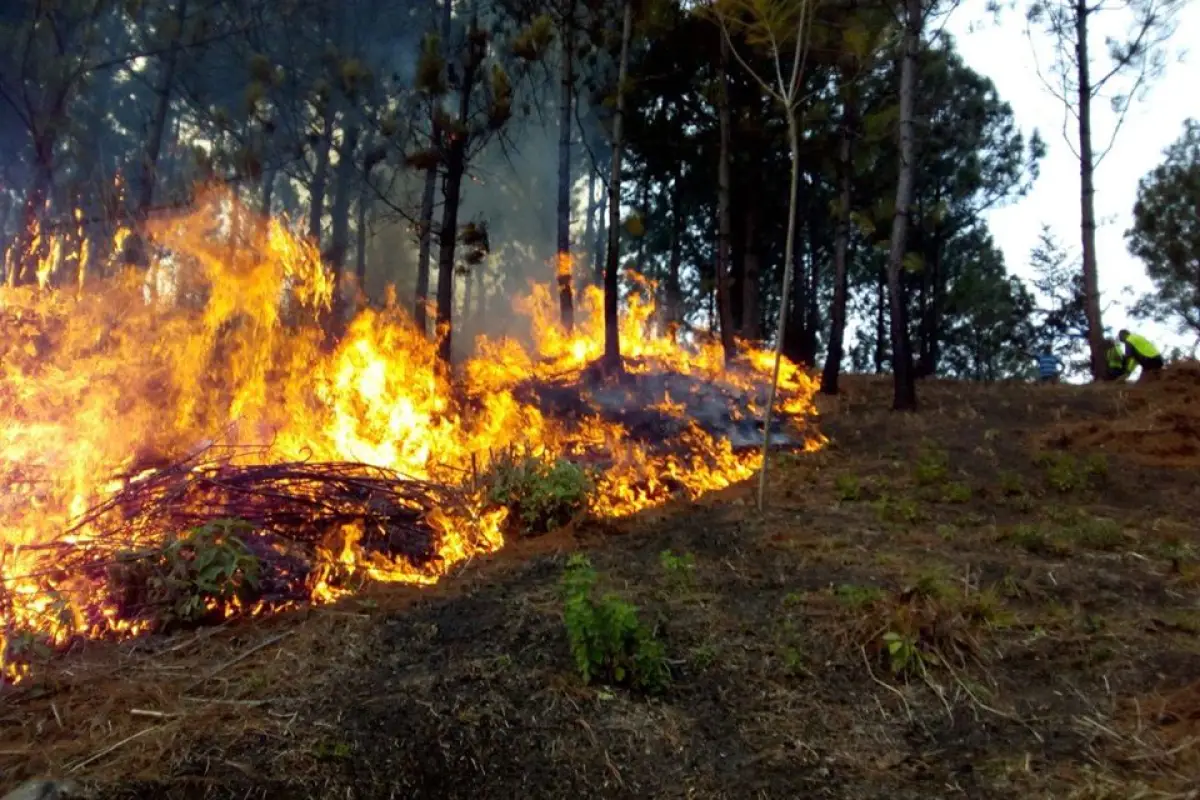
[1104,339,1134,382]
[1118,329,1164,382]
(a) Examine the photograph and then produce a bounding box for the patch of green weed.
[942,481,972,504]
[835,474,862,501]
[875,494,925,525]
[561,554,669,693]
[659,549,696,590]
[914,445,950,486]
[835,583,884,609]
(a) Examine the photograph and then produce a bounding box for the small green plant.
[882,631,925,676]
[659,549,696,590]
[1001,524,1071,557]
[942,482,972,504]
[835,473,862,501]
[936,524,959,541]
[1034,452,1108,494]
[914,445,950,486]
[689,643,718,670]
[997,470,1025,497]
[487,455,592,535]
[109,519,261,627]
[835,583,884,609]
[561,554,669,693]
[1068,517,1126,552]
[874,494,924,525]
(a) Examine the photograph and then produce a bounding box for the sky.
[944,0,1200,356]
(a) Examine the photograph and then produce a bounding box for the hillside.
[4,371,1200,800]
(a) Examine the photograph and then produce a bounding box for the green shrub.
[659,549,696,590]
[914,446,950,486]
[997,470,1026,497]
[835,583,884,609]
[1034,452,1108,494]
[561,554,669,693]
[834,474,862,501]
[875,494,924,524]
[1068,517,1126,551]
[109,519,261,627]
[487,455,592,534]
[942,482,972,504]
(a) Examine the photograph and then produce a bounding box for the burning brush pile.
[0,190,822,682]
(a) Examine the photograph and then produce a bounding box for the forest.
[1,0,1192,412]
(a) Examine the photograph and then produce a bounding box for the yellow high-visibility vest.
[1124,332,1160,359]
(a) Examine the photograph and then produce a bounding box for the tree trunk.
[819,99,852,394]
[138,0,188,218]
[435,34,478,367]
[12,134,56,286]
[308,99,337,246]
[874,266,886,373]
[1075,0,1105,379]
[714,35,737,361]
[885,0,921,412]
[416,0,454,336]
[585,165,598,285]
[756,110,802,511]
[356,177,371,287]
[666,175,683,326]
[593,165,607,286]
[741,206,761,339]
[556,20,575,330]
[602,0,633,374]
[327,123,360,275]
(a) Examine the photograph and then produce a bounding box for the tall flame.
[0,188,822,681]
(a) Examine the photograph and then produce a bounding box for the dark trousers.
[1135,354,1165,371]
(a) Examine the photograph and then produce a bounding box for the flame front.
[0,189,821,681]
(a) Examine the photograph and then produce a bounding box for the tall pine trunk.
[138,0,187,217]
[714,35,737,362]
[885,0,920,411]
[602,0,634,373]
[756,109,802,510]
[415,0,454,335]
[822,91,854,395]
[435,27,479,366]
[308,99,337,245]
[584,167,598,284]
[556,20,575,329]
[1074,0,1105,379]
[666,175,683,326]
[741,207,760,340]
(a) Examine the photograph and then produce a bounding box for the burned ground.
[4,374,1200,799]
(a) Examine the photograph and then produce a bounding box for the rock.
[1,780,83,800]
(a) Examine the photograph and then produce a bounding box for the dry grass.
[3,375,1200,799]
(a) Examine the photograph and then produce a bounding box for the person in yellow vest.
[1103,339,1135,381]
[1118,329,1164,380]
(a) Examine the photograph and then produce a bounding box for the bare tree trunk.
[884,0,920,411]
[756,110,802,510]
[741,207,761,340]
[356,178,371,287]
[138,0,188,217]
[602,0,633,374]
[666,175,683,326]
[416,0,453,336]
[327,123,360,275]
[874,267,886,373]
[714,35,737,362]
[1074,0,1105,379]
[308,99,337,246]
[584,166,598,285]
[435,30,479,367]
[821,92,854,395]
[556,19,576,330]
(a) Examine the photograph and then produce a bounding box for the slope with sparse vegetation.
[4,371,1200,800]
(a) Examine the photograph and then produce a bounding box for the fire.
[0,188,822,682]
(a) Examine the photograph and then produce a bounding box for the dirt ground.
[4,374,1200,799]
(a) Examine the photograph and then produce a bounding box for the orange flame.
[0,188,822,681]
